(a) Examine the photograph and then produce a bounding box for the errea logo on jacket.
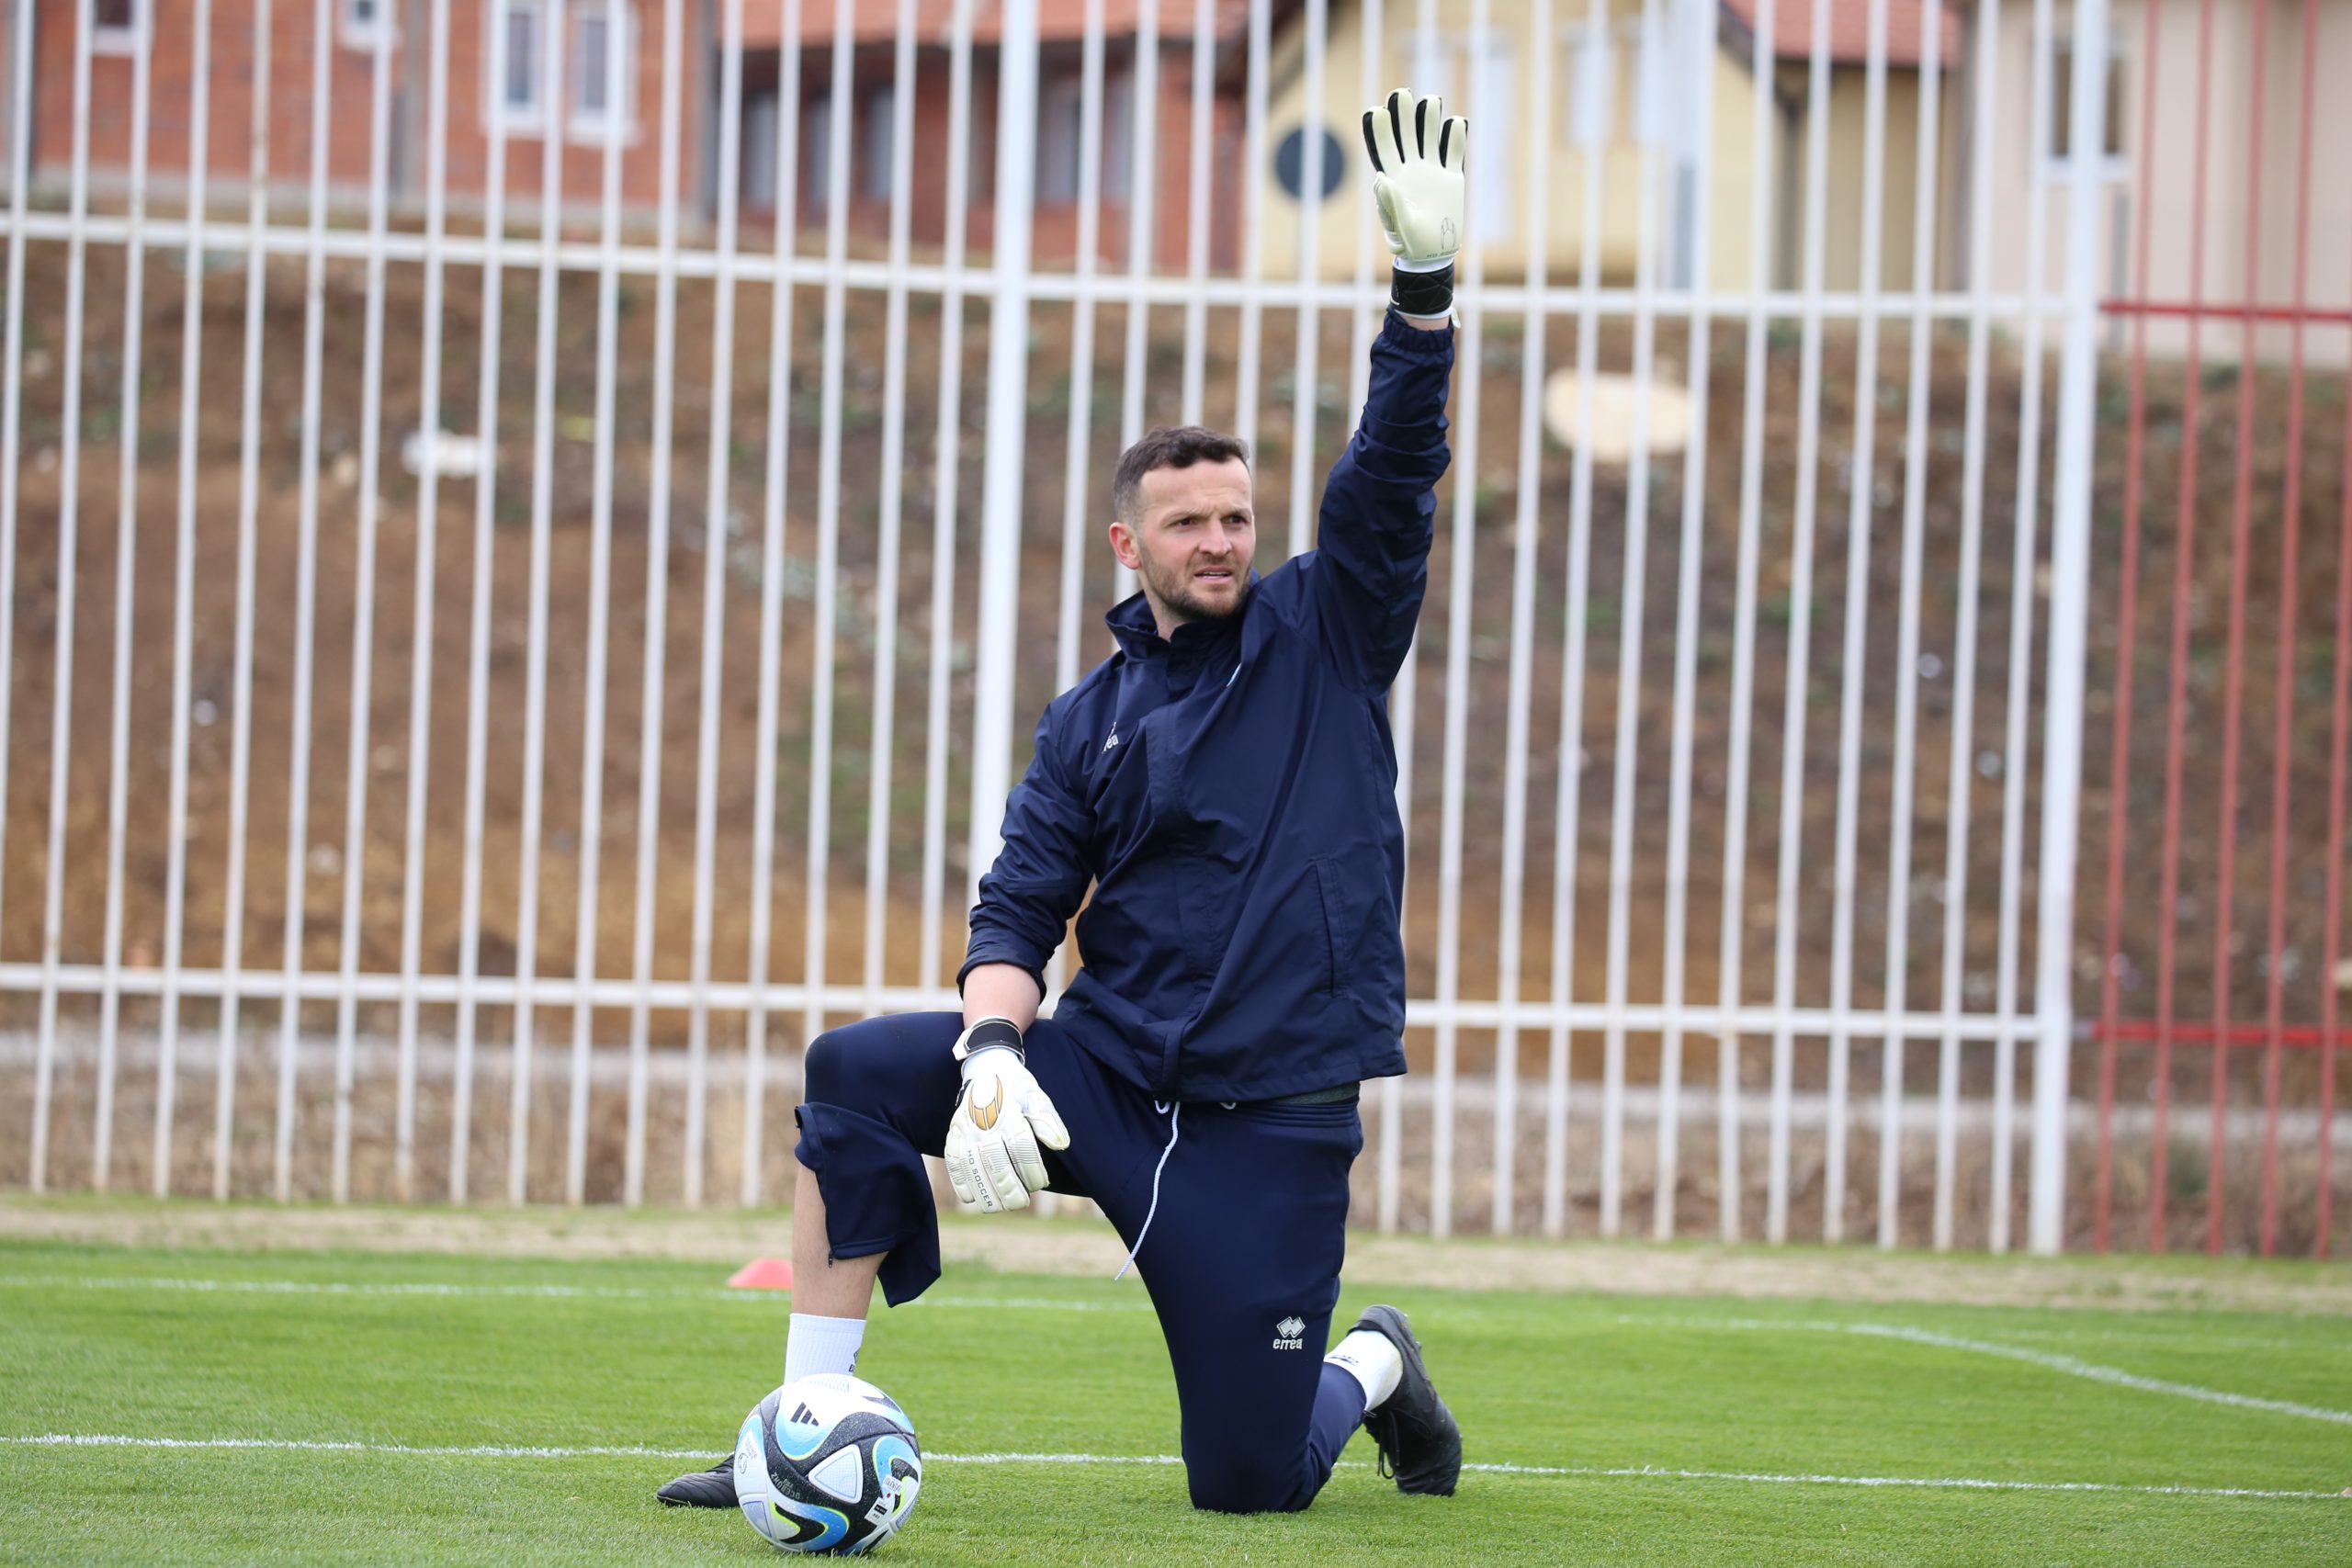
[1272,1315,1306,1350]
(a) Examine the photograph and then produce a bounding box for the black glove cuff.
[963,1017,1025,1061]
[1388,262,1455,320]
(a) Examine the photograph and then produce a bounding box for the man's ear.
[1108,515,1140,571]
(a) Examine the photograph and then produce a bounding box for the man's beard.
[1139,552,1247,625]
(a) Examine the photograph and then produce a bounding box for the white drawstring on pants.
[1114,1101,1181,1281]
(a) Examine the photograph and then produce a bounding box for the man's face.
[1109,457,1257,635]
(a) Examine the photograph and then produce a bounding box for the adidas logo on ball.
[1272,1315,1306,1350]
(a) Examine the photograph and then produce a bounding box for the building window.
[571,1,635,140]
[1035,71,1131,205]
[92,0,141,54]
[341,0,393,50]
[488,0,546,133]
[2045,40,2128,181]
[862,85,896,202]
[803,96,832,210]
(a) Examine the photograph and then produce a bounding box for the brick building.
[11,0,1292,266]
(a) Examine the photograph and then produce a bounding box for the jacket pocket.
[1309,857,1346,999]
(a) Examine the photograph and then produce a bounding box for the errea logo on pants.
[1272,1315,1306,1350]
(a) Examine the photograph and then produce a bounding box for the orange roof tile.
[1719,0,1964,69]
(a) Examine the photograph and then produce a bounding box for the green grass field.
[2,1217,2349,1564]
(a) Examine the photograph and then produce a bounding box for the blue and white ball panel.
[734,1375,922,1555]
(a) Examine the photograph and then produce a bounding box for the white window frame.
[2039,37,2130,186]
[91,0,145,57]
[339,0,396,51]
[568,0,639,143]
[486,0,548,137]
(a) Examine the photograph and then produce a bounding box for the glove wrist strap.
[953,1016,1026,1064]
[1389,261,1455,320]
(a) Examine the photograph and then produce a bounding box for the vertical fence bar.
[212,0,272,1200]
[1231,0,1268,464]
[797,0,854,1131]
[154,0,220,1197]
[967,0,1042,908]
[1494,0,1554,1236]
[743,0,807,1207]
[1179,0,1215,425]
[1600,0,1668,1239]
[492,0,568,1208]
[1878,0,1945,1247]
[856,0,915,1023]
[1544,0,1610,1241]
[688,0,752,1208]
[1717,0,1776,1244]
[2030,0,2112,1256]
[1055,0,1107,716]
[1821,0,1892,1246]
[2149,0,2220,1252]
[0,0,34,976]
[2094,0,2162,1253]
[1281,0,1322,565]
[2205,0,2272,1257]
[92,0,157,1193]
[917,0,974,999]
[626,0,688,1207]
[1653,0,1718,1241]
[31,0,97,1194]
[270,0,338,1203]
[1767,0,1836,1244]
[1991,0,2057,1255]
[1115,0,1161,604]
[567,0,637,1207]
[2256,0,2318,1257]
[328,2,399,1203]
[457,0,514,1203]
[1429,8,1490,1243]
[395,0,453,1204]
[2319,299,2352,1257]
[1934,0,2000,1253]
[1359,0,1403,1238]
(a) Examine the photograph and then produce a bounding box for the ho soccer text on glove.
[1361,86,1468,322]
[942,1019,1071,1213]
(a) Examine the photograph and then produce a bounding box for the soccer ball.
[733,1373,922,1554]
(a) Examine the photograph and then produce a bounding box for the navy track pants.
[794,1011,1373,1514]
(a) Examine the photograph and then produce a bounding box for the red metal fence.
[2090,0,2348,1258]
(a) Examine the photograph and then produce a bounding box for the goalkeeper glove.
[942,1018,1071,1213]
[1361,87,1468,322]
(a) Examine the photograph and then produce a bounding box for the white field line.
[1612,1315,2352,1425]
[0,1434,2341,1502]
[0,1275,1150,1313]
[12,1277,2346,1427]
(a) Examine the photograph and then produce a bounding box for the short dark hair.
[1112,426,1251,524]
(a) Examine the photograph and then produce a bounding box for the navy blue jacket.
[959,311,1453,1102]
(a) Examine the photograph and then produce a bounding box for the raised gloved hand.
[1361,87,1467,322]
[942,1018,1070,1213]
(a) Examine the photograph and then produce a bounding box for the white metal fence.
[0,0,2142,1253]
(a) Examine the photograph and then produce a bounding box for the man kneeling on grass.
[661,86,1470,1517]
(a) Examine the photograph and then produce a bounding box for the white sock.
[1324,1328,1404,1410]
[784,1313,868,1386]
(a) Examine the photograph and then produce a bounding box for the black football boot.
[655,1457,738,1508]
[1350,1303,1463,1496]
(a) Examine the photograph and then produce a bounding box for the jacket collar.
[1103,571,1260,663]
